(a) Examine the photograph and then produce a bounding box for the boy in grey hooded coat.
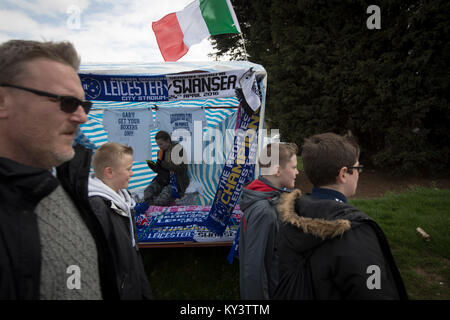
[239,143,299,299]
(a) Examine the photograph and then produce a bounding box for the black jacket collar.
[0,157,59,210]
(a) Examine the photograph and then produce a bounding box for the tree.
[210,0,450,176]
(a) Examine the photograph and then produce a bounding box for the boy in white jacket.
[88,142,152,299]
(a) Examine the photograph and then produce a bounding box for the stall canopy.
[75,61,267,208]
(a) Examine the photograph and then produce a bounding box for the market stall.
[76,61,267,247]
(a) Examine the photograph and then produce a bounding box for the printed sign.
[103,109,154,161]
[155,106,207,163]
[167,70,245,100]
[79,74,169,102]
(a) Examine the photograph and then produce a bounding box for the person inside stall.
[144,130,189,206]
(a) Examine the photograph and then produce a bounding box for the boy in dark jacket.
[275,133,408,300]
[239,142,299,299]
[88,143,152,299]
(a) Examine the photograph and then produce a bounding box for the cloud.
[0,0,221,63]
[5,0,89,18]
[0,10,41,33]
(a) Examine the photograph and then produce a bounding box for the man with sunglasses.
[0,40,119,299]
[274,132,408,300]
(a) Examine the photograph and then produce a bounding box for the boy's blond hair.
[259,142,298,169]
[92,143,133,179]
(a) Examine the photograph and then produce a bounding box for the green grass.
[297,157,304,171]
[141,186,450,300]
[350,186,450,300]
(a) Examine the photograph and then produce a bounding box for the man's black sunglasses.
[348,165,364,174]
[0,83,92,114]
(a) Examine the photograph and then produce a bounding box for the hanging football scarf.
[169,173,180,198]
[204,108,260,235]
[163,147,181,199]
[227,226,240,264]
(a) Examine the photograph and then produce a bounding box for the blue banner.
[137,225,198,243]
[204,109,260,235]
[79,74,169,102]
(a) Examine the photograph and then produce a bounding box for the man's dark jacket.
[0,145,119,299]
[89,195,153,299]
[274,189,408,300]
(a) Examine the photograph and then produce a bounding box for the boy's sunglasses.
[0,83,92,114]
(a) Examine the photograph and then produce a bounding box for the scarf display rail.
[135,204,242,248]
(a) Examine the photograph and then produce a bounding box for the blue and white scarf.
[204,108,260,235]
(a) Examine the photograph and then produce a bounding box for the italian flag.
[152,0,241,61]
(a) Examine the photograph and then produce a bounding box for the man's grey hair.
[0,40,81,84]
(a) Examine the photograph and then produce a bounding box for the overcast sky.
[0,0,218,63]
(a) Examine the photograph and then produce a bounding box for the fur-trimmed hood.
[278,189,351,240]
[277,189,369,253]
